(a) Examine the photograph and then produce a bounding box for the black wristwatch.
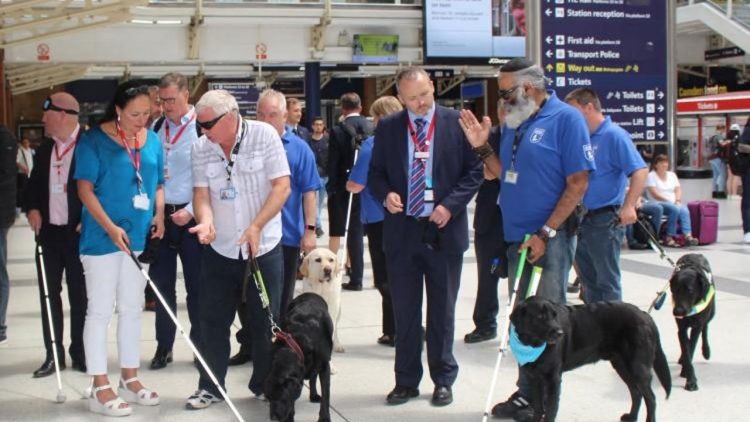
[306,224,316,232]
[535,225,557,242]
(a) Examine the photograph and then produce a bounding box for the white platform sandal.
[87,381,133,417]
[118,377,160,406]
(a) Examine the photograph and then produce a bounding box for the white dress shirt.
[192,119,291,259]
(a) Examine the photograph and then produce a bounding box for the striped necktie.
[407,118,427,216]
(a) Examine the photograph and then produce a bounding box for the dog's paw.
[702,346,711,360]
[679,367,688,378]
[309,393,322,403]
[317,418,331,422]
[620,412,637,422]
[685,381,699,391]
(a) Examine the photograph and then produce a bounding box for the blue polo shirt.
[498,91,595,242]
[281,128,322,247]
[75,127,164,255]
[583,116,646,210]
[349,136,384,224]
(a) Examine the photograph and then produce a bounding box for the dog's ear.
[698,270,712,298]
[299,253,311,278]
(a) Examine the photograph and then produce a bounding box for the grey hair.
[507,65,549,91]
[258,89,287,113]
[159,72,188,91]
[195,89,239,116]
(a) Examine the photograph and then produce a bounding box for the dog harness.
[673,270,715,318]
[275,330,305,364]
[509,324,547,366]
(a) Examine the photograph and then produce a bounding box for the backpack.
[727,137,750,175]
[633,211,657,246]
[337,121,367,151]
[152,116,203,138]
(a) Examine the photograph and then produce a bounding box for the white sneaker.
[185,389,222,410]
[730,194,742,200]
[744,232,750,244]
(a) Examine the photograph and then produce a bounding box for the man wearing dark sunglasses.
[185,89,291,409]
[26,92,87,377]
[459,58,594,422]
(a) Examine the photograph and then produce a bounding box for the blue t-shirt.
[281,129,322,247]
[74,127,164,255]
[349,136,384,224]
[583,116,646,210]
[499,91,595,242]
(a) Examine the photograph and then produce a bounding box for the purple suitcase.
[687,200,718,245]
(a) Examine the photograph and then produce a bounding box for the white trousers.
[81,251,145,375]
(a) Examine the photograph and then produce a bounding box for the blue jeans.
[506,231,576,399]
[658,202,692,236]
[626,202,663,244]
[710,158,727,193]
[0,228,8,337]
[316,176,328,229]
[576,208,625,302]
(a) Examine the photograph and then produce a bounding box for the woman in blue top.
[346,96,402,347]
[75,81,165,416]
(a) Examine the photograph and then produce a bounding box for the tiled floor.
[1,178,749,422]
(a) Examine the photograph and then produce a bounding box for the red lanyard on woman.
[117,123,143,190]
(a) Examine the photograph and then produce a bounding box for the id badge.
[415,151,429,160]
[220,186,237,201]
[424,188,434,203]
[51,183,65,194]
[505,170,519,184]
[164,165,170,179]
[133,193,150,210]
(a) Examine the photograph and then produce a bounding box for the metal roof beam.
[1,11,131,48]
[0,0,55,17]
[11,69,88,95]
[8,64,86,82]
[0,0,141,35]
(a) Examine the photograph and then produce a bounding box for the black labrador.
[264,293,333,422]
[670,253,716,392]
[511,296,671,422]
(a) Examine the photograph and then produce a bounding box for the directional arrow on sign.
[546,8,553,16]
[546,50,553,58]
[546,36,553,44]
[658,104,665,112]
[546,64,554,72]
[658,91,665,99]
[658,118,665,125]
[658,131,665,139]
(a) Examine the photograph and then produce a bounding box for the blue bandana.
[509,324,547,366]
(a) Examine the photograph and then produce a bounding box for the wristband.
[306,224,316,232]
[472,143,495,160]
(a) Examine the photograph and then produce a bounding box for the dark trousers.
[472,228,505,332]
[279,245,301,321]
[197,244,283,396]
[387,219,463,388]
[743,170,750,233]
[328,191,364,286]
[16,175,28,208]
[365,222,394,336]
[148,216,203,351]
[34,225,87,362]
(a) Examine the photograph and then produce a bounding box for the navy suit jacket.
[368,105,483,255]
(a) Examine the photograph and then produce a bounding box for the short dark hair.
[311,116,324,123]
[340,93,361,111]
[651,153,669,170]
[159,72,188,91]
[287,97,301,109]
[102,80,151,123]
[395,67,431,93]
[564,88,602,112]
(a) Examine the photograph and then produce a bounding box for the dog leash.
[245,255,305,361]
[635,218,678,313]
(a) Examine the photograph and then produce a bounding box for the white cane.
[36,240,67,403]
[337,148,360,277]
[481,235,543,422]
[126,249,245,422]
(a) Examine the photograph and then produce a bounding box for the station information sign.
[207,81,260,118]
[540,0,668,142]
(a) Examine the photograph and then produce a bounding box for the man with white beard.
[459,58,594,422]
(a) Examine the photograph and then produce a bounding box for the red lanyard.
[407,117,436,153]
[53,140,76,177]
[117,124,142,188]
[164,113,196,147]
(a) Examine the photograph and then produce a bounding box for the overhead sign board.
[704,46,745,61]
[208,81,259,118]
[541,0,669,142]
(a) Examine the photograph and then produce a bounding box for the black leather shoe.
[341,282,362,291]
[227,351,252,366]
[464,328,497,344]
[431,385,453,406]
[377,334,395,347]
[71,359,87,373]
[33,358,65,378]
[150,348,173,370]
[386,385,419,405]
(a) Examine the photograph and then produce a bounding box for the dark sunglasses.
[197,112,227,130]
[497,85,520,101]
[43,97,79,115]
[124,85,150,97]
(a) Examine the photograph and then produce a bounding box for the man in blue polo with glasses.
[459,58,594,422]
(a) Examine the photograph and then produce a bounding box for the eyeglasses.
[197,112,227,130]
[42,97,79,115]
[497,85,520,101]
[124,85,150,97]
[159,97,177,105]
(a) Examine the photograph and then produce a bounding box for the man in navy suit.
[369,67,483,407]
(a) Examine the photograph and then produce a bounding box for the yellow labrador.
[300,248,344,353]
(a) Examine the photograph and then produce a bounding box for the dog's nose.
[323,267,332,275]
[673,307,686,317]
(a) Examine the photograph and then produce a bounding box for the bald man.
[25,92,88,377]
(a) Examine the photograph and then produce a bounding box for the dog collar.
[673,271,715,318]
[509,324,547,366]
[275,330,305,364]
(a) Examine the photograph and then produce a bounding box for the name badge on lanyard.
[163,113,196,180]
[133,192,150,210]
[119,124,148,210]
[505,170,519,184]
[51,183,66,194]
